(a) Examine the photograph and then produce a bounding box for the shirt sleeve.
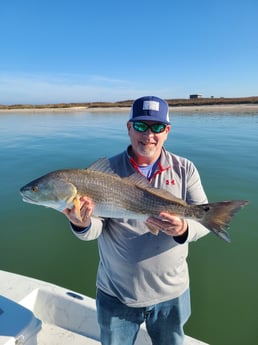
[182,160,210,242]
[70,217,104,241]
[186,161,208,205]
[186,163,210,242]
[187,219,210,242]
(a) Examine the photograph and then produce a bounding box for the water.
[0,109,257,345]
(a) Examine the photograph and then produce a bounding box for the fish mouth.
[21,194,39,204]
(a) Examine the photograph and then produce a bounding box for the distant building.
[189,94,203,99]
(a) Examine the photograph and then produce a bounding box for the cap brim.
[129,115,170,125]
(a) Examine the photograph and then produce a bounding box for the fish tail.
[199,200,249,242]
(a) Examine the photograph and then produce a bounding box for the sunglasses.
[132,121,167,134]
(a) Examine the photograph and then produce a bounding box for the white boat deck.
[0,270,208,345]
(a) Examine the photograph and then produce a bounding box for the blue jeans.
[96,288,191,345]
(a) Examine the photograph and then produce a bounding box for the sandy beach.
[0,104,258,113]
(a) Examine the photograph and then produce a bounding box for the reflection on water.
[0,110,258,345]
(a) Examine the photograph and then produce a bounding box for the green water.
[0,110,257,344]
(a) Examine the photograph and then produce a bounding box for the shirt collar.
[126,146,171,180]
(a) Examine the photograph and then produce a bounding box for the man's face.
[127,121,171,162]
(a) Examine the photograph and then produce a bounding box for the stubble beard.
[137,142,157,158]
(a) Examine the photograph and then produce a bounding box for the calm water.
[0,109,257,345]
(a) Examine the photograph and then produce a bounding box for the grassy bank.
[0,96,258,111]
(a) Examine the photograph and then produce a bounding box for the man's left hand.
[146,213,188,237]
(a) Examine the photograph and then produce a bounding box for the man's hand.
[146,212,188,237]
[63,196,94,228]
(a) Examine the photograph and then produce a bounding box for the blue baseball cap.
[129,96,170,124]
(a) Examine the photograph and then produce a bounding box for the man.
[64,96,209,345]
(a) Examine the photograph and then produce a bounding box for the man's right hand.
[63,196,94,228]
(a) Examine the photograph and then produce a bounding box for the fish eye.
[32,186,39,192]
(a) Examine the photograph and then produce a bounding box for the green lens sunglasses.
[132,121,167,134]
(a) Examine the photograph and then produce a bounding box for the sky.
[0,0,257,104]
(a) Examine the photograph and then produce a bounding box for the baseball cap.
[129,96,170,124]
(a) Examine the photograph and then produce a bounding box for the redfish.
[20,158,248,242]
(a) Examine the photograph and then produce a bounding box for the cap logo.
[143,100,160,111]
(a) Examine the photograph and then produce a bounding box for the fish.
[20,158,249,242]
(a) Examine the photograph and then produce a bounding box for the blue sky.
[0,0,257,104]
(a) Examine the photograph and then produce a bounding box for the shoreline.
[0,104,258,113]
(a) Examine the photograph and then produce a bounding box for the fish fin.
[87,159,180,204]
[199,200,249,242]
[135,183,188,206]
[124,173,151,188]
[88,158,159,188]
[124,173,188,206]
[87,158,117,175]
[145,222,160,235]
[73,196,82,222]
